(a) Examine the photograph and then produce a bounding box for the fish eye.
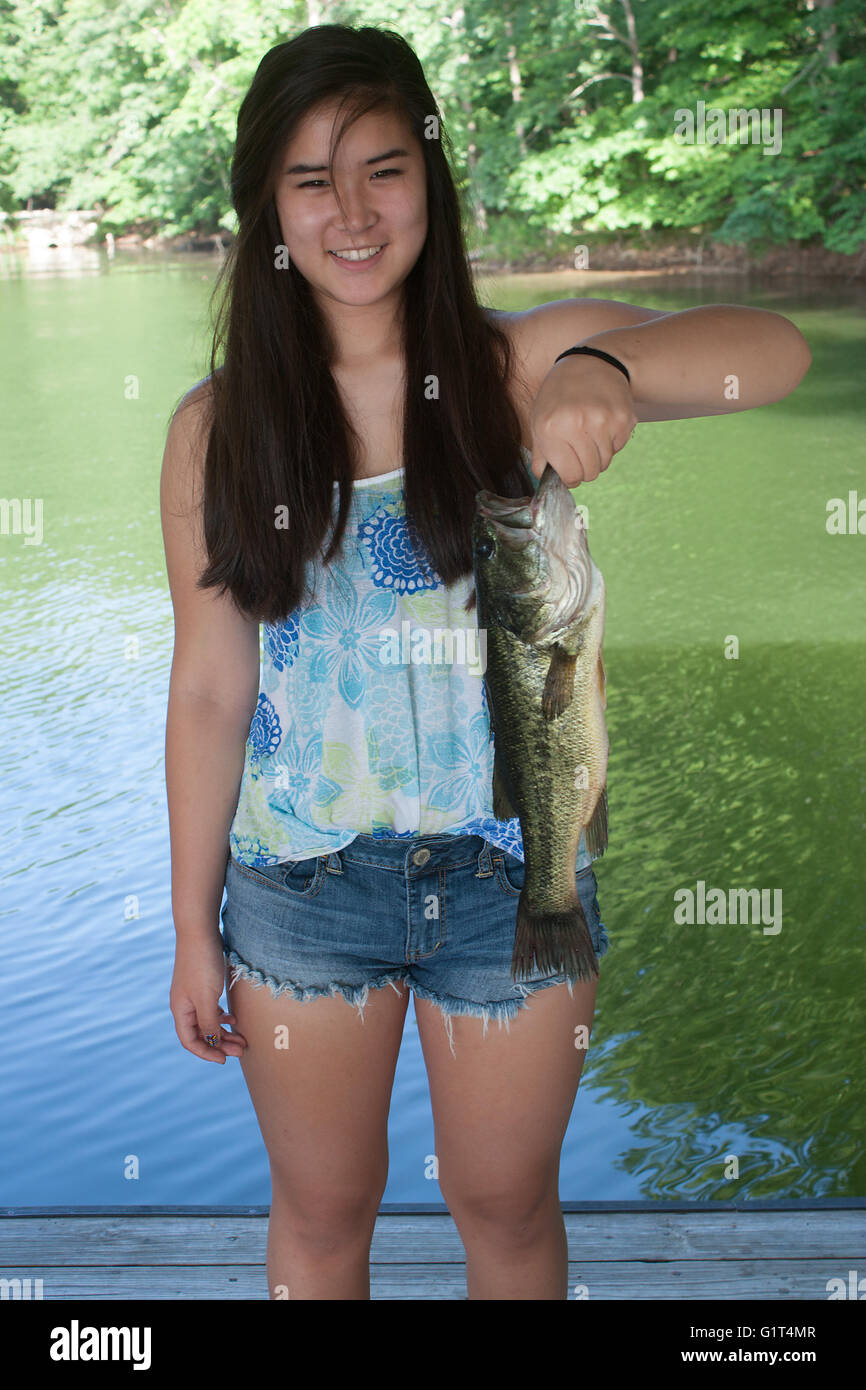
[476,537,495,559]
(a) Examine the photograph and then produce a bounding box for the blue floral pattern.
[300,566,396,708]
[264,615,300,673]
[248,694,282,760]
[358,507,441,592]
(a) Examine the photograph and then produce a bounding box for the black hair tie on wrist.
[554,345,631,384]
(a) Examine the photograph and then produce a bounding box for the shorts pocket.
[577,866,602,936]
[228,854,325,897]
[492,851,524,897]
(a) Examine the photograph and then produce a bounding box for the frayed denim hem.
[224,947,410,1022]
[409,976,576,1061]
[224,946,582,1061]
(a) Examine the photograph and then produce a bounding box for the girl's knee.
[441,1174,560,1239]
[269,1174,385,1249]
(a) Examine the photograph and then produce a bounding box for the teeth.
[331,245,384,261]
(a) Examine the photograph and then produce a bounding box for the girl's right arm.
[160,382,261,1063]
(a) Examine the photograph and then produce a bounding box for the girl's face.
[275,102,428,320]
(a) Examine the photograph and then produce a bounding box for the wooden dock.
[2,1201,864,1299]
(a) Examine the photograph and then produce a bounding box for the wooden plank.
[1,1210,863,1265]
[0,1261,854,1300]
[6,1200,864,1215]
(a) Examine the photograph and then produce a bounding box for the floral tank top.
[228,445,592,871]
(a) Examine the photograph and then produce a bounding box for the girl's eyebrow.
[286,147,411,175]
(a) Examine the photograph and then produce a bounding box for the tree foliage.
[0,0,862,251]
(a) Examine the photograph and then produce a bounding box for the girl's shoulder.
[179,370,220,407]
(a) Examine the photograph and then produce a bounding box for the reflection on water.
[585,641,865,1199]
[0,256,863,1204]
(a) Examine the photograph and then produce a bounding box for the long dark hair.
[182,23,531,625]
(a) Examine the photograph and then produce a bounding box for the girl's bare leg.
[227,968,411,1299]
[416,977,598,1300]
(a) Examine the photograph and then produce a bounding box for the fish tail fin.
[511,894,600,983]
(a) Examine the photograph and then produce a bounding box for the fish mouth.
[476,491,535,523]
[475,491,537,549]
[476,462,571,534]
[475,464,593,639]
[482,463,578,548]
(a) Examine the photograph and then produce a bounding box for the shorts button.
[412,848,431,866]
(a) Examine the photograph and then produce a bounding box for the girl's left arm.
[573,303,811,418]
[518,299,812,484]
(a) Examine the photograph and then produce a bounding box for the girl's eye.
[297,169,403,189]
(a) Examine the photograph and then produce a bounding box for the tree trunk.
[446,5,488,232]
[814,0,840,67]
[503,12,527,156]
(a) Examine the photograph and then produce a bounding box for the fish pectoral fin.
[541,643,578,720]
[492,746,519,821]
[585,785,608,858]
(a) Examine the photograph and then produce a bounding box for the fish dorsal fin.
[584,785,608,858]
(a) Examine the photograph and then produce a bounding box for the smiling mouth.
[328,244,386,262]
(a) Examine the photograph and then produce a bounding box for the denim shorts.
[220,833,610,1057]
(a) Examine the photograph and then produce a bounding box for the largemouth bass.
[469,462,609,982]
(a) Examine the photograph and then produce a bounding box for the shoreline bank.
[2,212,863,280]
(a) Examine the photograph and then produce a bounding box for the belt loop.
[324,851,343,874]
[476,840,493,876]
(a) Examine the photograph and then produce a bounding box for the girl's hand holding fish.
[527,351,639,486]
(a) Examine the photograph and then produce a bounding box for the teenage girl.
[160,25,810,1301]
